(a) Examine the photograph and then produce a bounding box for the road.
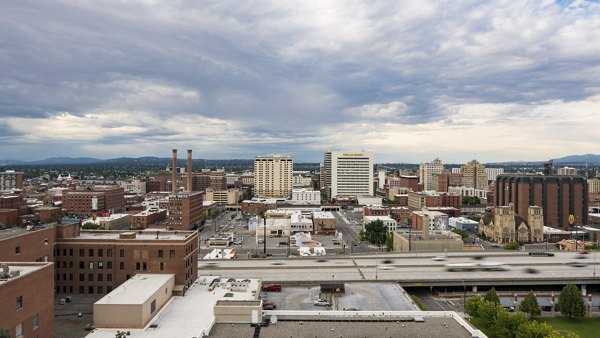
[199,251,600,284]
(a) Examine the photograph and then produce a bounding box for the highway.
[199,251,600,286]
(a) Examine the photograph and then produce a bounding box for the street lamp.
[263,215,267,254]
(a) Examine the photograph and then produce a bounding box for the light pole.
[407,218,413,252]
[263,216,267,254]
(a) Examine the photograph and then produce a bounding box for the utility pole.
[263,216,267,254]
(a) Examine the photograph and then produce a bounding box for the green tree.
[465,296,484,317]
[385,235,393,251]
[364,220,388,245]
[515,321,565,338]
[484,287,500,305]
[494,311,528,338]
[478,300,504,329]
[0,329,10,338]
[452,229,468,239]
[358,229,365,241]
[520,292,541,319]
[504,241,520,250]
[462,196,481,205]
[558,284,585,319]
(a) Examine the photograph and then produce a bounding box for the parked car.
[262,284,282,292]
[257,238,265,244]
[314,299,331,307]
[262,301,277,310]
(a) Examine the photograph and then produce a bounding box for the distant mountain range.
[1,153,599,166]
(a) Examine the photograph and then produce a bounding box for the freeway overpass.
[199,251,600,290]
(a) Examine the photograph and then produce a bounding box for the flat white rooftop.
[86,276,260,338]
[77,230,193,241]
[96,274,174,305]
[0,263,51,285]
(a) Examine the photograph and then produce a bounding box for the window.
[79,248,84,257]
[98,261,103,270]
[16,295,23,310]
[126,274,130,279]
[44,238,49,245]
[107,274,113,282]
[151,300,156,313]
[98,274,103,282]
[88,286,94,294]
[15,246,20,255]
[119,249,124,258]
[107,286,112,293]
[89,262,94,269]
[119,262,124,270]
[107,261,112,269]
[143,262,147,271]
[79,261,84,269]
[15,323,23,338]
[98,249,103,257]
[169,250,175,258]
[32,314,39,327]
[63,249,67,256]
[70,274,73,281]
[88,274,93,282]
[88,249,94,257]
[107,249,113,257]
[158,250,163,258]
[70,249,73,256]
[160,262,164,271]
[136,262,140,270]
[98,286,103,294]
[79,286,84,294]
[79,274,84,281]
[69,261,73,268]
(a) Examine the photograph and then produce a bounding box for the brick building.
[363,205,389,217]
[240,199,278,216]
[62,187,125,216]
[0,225,55,263]
[168,192,203,230]
[0,209,19,227]
[495,175,588,228]
[0,262,54,338]
[54,229,198,296]
[131,209,168,229]
[407,191,461,211]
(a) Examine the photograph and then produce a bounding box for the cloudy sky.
[1,0,600,163]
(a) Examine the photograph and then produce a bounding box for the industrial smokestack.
[172,149,177,193]
[187,149,193,192]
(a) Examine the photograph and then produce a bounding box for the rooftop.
[0,262,52,285]
[75,230,195,241]
[0,225,52,241]
[95,274,174,305]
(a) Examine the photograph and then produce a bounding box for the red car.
[262,301,277,310]
[262,284,282,292]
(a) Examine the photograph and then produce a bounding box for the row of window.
[55,248,177,259]
[14,314,38,338]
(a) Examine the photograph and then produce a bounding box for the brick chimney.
[187,149,193,192]
[172,149,177,193]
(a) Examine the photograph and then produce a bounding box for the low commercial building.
[240,199,277,216]
[83,213,132,230]
[393,230,464,252]
[291,188,321,205]
[0,208,19,227]
[205,188,242,205]
[412,210,449,231]
[0,262,54,338]
[130,209,168,229]
[449,217,479,232]
[312,211,336,235]
[363,215,397,234]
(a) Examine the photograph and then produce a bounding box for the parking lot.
[260,283,419,311]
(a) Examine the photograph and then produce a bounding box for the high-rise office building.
[460,160,488,190]
[323,151,373,199]
[558,167,578,176]
[253,155,293,198]
[0,170,24,191]
[485,168,504,182]
[419,158,443,191]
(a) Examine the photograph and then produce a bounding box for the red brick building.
[240,199,277,215]
[363,205,390,217]
[54,229,198,295]
[168,192,203,230]
[0,225,55,263]
[0,209,19,227]
[62,188,125,216]
[0,262,54,338]
[399,175,419,192]
[131,209,167,229]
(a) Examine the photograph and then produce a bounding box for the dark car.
[524,268,540,274]
[262,301,277,310]
[262,284,282,292]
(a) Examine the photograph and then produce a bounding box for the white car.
[314,299,331,307]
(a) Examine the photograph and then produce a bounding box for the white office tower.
[253,155,293,198]
[378,169,386,189]
[323,151,373,199]
[419,158,443,191]
[558,167,578,175]
[485,168,505,182]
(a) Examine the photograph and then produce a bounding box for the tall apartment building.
[589,178,600,194]
[558,167,578,175]
[495,174,588,228]
[0,170,24,191]
[419,158,443,191]
[485,168,505,182]
[168,192,203,230]
[460,160,488,190]
[323,151,373,199]
[54,229,198,296]
[253,155,293,198]
[432,172,462,192]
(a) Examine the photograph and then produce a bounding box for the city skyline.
[1,1,600,163]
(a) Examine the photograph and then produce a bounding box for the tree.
[364,220,388,245]
[462,196,481,205]
[465,296,484,317]
[494,310,528,338]
[484,287,500,305]
[478,300,504,329]
[385,235,393,251]
[558,284,585,319]
[452,229,468,239]
[520,292,541,319]
[504,241,520,250]
[515,321,563,338]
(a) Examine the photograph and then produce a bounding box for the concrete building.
[258,209,293,237]
[291,188,321,205]
[485,168,505,182]
[393,230,463,252]
[495,174,588,229]
[460,160,488,190]
[363,205,389,217]
[0,262,54,338]
[168,192,203,230]
[119,179,147,195]
[323,151,373,199]
[253,155,293,198]
[55,229,198,295]
[449,217,479,232]
[0,170,24,191]
[419,158,443,191]
[93,274,175,328]
[558,167,578,176]
[588,178,600,194]
[363,215,397,235]
[205,188,242,205]
[0,209,19,227]
[448,186,488,202]
[292,171,312,188]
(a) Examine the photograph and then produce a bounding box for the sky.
[1,0,600,163]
